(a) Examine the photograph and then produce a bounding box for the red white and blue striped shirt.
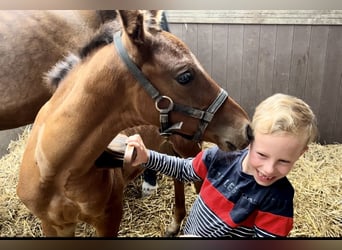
[144,146,294,238]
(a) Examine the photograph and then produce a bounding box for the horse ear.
[143,10,163,33]
[118,10,145,45]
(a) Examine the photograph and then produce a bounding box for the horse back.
[0,10,117,129]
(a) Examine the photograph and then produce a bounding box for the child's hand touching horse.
[126,134,150,166]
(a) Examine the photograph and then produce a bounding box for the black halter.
[113,31,228,142]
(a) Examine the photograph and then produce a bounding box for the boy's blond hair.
[251,93,318,145]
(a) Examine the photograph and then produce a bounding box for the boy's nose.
[261,161,276,176]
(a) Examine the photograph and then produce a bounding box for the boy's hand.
[126,134,150,166]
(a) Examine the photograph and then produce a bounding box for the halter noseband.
[113,31,228,142]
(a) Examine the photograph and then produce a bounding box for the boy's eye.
[279,159,291,164]
[257,152,267,158]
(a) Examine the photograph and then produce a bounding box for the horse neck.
[42,45,160,173]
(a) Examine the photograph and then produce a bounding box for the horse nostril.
[246,124,254,142]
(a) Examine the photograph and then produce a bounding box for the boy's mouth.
[257,170,275,181]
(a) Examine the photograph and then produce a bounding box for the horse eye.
[176,71,193,85]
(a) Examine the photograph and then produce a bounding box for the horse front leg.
[164,179,186,237]
[93,197,123,237]
[94,169,125,237]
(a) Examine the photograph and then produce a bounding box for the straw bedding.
[0,126,341,237]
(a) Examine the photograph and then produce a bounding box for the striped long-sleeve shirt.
[144,146,294,238]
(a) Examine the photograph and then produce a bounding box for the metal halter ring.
[155,95,174,113]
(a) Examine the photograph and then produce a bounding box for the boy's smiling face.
[242,131,307,186]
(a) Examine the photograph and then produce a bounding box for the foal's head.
[116,10,251,150]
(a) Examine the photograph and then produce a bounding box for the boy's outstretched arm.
[127,134,201,183]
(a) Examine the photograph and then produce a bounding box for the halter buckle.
[155,95,174,113]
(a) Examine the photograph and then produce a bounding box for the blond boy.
[127,93,318,237]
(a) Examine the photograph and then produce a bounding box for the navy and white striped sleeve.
[143,150,202,182]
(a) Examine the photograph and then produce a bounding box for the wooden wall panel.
[318,26,342,143]
[226,25,244,103]
[240,25,260,116]
[256,25,276,104]
[211,24,228,90]
[304,26,328,123]
[197,24,213,77]
[272,25,294,94]
[289,25,311,99]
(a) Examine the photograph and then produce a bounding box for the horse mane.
[44,53,80,92]
[44,22,117,92]
[79,22,117,59]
